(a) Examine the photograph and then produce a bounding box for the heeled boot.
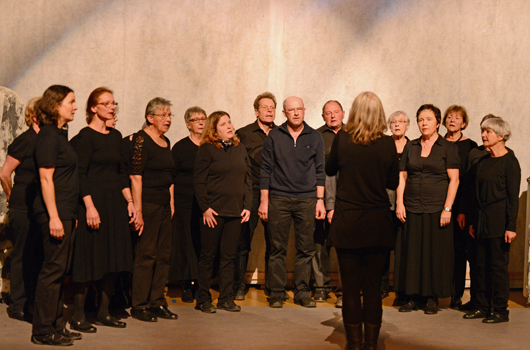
[363,323,380,350]
[343,323,363,350]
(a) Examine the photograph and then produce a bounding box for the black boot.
[344,323,363,350]
[363,323,380,350]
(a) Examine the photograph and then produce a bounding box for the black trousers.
[132,203,172,309]
[234,186,270,291]
[32,218,75,336]
[267,195,316,300]
[7,208,42,314]
[197,216,241,304]
[475,236,510,317]
[337,247,388,325]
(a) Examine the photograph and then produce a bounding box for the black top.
[193,142,252,217]
[471,151,520,238]
[326,132,400,249]
[400,135,460,214]
[70,127,129,198]
[130,130,175,206]
[33,124,79,220]
[317,124,343,160]
[260,121,325,197]
[172,136,199,209]
[450,138,478,215]
[7,127,38,209]
[327,131,399,210]
[237,120,276,187]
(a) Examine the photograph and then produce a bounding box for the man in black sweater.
[259,96,326,308]
[233,92,277,300]
[312,100,344,306]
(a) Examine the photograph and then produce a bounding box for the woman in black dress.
[169,106,206,302]
[442,105,478,308]
[395,104,460,315]
[326,92,399,350]
[0,97,41,322]
[463,117,520,323]
[130,97,177,322]
[31,85,81,346]
[69,87,135,332]
[194,111,252,313]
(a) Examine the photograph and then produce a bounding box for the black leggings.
[336,247,389,325]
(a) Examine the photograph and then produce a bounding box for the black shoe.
[131,308,157,322]
[458,301,475,311]
[7,307,25,321]
[314,290,328,302]
[198,302,217,313]
[31,333,73,346]
[482,312,509,324]
[150,305,178,319]
[181,287,194,303]
[295,296,317,308]
[217,300,241,312]
[96,314,127,328]
[269,296,283,308]
[450,296,462,309]
[234,289,246,300]
[463,309,488,319]
[59,328,82,341]
[398,300,418,312]
[424,298,438,315]
[70,319,97,333]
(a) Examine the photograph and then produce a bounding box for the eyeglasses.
[285,107,305,114]
[189,117,207,123]
[153,114,172,119]
[391,120,407,125]
[259,105,276,111]
[98,102,118,108]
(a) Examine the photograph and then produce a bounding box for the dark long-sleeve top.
[451,138,478,215]
[193,142,252,217]
[172,136,199,209]
[33,124,79,220]
[130,130,175,206]
[470,151,520,238]
[237,120,277,187]
[7,128,38,209]
[70,127,129,199]
[400,135,460,214]
[326,131,399,249]
[317,123,343,211]
[260,121,325,198]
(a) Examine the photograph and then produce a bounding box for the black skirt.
[393,211,454,298]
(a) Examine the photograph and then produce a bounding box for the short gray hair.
[481,117,512,142]
[387,110,409,126]
[145,97,172,125]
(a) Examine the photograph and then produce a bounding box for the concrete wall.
[2,0,529,283]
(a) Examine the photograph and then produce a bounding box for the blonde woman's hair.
[345,91,387,145]
[24,97,41,127]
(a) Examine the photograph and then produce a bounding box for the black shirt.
[193,142,252,217]
[237,120,276,187]
[70,127,129,198]
[33,124,79,220]
[7,127,38,209]
[400,135,460,214]
[130,130,175,206]
[472,151,520,238]
[172,136,199,209]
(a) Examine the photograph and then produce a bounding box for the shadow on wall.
[2,0,109,87]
